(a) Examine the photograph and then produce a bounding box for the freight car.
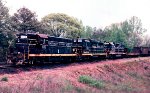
[128,47,150,57]
[7,33,150,65]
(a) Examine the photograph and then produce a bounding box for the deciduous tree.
[0,0,14,61]
[11,7,41,33]
[41,13,83,38]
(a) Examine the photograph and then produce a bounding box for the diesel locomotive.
[7,33,150,65]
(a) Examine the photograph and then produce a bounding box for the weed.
[78,75,105,89]
[61,80,74,93]
[36,74,43,80]
[1,77,8,82]
[104,64,109,68]
[75,87,90,93]
[29,86,42,93]
[113,72,124,78]
[118,84,133,92]
[104,64,114,72]
[65,83,73,91]
[127,72,144,80]
[0,86,12,93]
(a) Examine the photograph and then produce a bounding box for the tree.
[127,16,146,47]
[119,16,146,49]
[0,0,15,62]
[142,35,150,47]
[91,28,106,41]
[101,16,146,49]
[102,24,127,46]
[41,13,83,38]
[85,26,93,38]
[0,0,9,34]
[11,7,41,33]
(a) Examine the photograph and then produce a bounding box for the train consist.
[7,33,150,65]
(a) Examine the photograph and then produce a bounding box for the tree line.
[82,17,147,50]
[0,0,149,62]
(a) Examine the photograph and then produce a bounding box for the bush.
[78,75,105,89]
[1,77,8,82]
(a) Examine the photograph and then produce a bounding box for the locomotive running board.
[92,53,107,56]
[29,53,107,57]
[29,54,77,57]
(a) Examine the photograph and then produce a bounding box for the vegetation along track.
[0,57,149,75]
[0,57,150,93]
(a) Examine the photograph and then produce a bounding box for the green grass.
[1,77,8,82]
[78,75,105,89]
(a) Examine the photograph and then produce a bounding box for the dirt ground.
[0,57,150,93]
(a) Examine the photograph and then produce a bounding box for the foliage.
[122,16,146,48]
[1,76,8,82]
[92,28,107,41]
[91,16,146,49]
[78,75,105,89]
[82,26,93,38]
[41,13,83,38]
[0,0,15,62]
[11,7,41,33]
[0,0,10,46]
[0,0,148,61]
[142,35,150,47]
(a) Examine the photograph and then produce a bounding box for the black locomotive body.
[104,42,127,58]
[7,33,150,65]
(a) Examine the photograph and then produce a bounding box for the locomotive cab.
[104,42,126,58]
[73,38,91,54]
[9,33,48,65]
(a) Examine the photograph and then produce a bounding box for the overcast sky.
[4,0,150,35]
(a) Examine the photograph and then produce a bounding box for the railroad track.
[0,57,132,70]
[0,57,148,75]
[0,65,11,69]
[0,62,72,75]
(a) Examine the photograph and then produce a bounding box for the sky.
[3,0,150,36]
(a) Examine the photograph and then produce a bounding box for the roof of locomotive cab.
[74,38,91,42]
[37,34,48,38]
[16,33,37,38]
[48,36,73,42]
[90,39,100,43]
[16,33,48,39]
[73,38,103,44]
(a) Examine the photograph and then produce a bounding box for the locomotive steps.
[0,57,150,93]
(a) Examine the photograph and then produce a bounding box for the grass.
[127,72,144,80]
[1,76,8,82]
[64,83,73,91]
[61,79,91,93]
[107,82,140,93]
[116,83,134,92]
[74,87,88,93]
[62,85,90,93]
[36,74,43,80]
[78,75,105,89]
[0,86,12,93]
[29,86,42,93]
